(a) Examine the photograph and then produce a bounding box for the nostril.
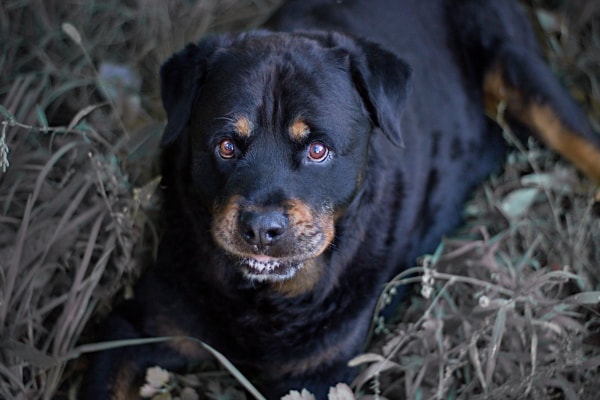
[238,210,287,248]
[243,227,258,243]
[264,226,284,242]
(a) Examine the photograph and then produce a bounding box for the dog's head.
[160,31,410,290]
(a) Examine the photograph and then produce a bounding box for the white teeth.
[246,258,281,272]
[240,258,301,282]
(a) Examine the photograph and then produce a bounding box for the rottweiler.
[84,0,600,399]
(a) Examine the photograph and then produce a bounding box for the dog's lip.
[250,255,275,263]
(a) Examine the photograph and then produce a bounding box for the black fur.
[84,1,600,399]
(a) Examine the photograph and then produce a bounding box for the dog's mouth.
[212,197,336,284]
[239,255,303,282]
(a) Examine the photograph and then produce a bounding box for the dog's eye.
[307,141,330,162]
[218,139,237,159]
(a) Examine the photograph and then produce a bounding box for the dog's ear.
[160,35,229,146]
[346,37,412,147]
[294,31,411,147]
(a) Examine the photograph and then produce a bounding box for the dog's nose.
[239,210,288,248]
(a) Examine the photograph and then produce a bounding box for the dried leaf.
[328,383,355,400]
[62,23,82,45]
[499,188,540,220]
[134,175,162,209]
[180,388,199,400]
[348,353,385,367]
[67,103,106,132]
[140,384,160,398]
[145,366,170,389]
[485,305,507,386]
[281,389,316,400]
[564,291,600,305]
[535,9,561,34]
[520,172,560,189]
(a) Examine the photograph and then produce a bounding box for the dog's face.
[160,32,411,287]
[189,37,372,283]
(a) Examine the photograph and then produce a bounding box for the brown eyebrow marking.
[232,115,253,137]
[289,119,311,141]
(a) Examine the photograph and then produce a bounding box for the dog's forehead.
[208,36,348,99]
[223,34,335,68]
[197,36,362,140]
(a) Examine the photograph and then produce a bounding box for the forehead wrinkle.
[257,64,284,135]
[226,45,340,142]
[254,51,325,132]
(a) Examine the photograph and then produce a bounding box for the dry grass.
[359,140,600,400]
[0,1,598,399]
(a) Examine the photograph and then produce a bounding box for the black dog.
[85,0,600,398]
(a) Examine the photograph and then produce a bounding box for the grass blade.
[485,304,508,387]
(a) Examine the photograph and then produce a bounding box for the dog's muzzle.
[211,197,335,282]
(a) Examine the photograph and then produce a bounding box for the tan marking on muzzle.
[211,195,242,253]
[267,199,335,296]
[212,196,335,295]
[272,258,323,297]
[285,199,335,249]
